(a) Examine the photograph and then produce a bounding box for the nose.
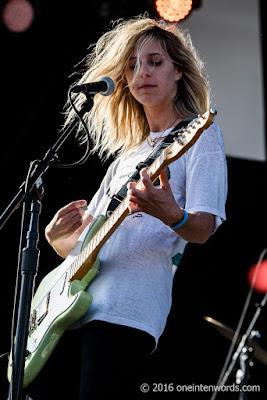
[139,62,151,77]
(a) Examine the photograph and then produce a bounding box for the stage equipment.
[155,0,193,22]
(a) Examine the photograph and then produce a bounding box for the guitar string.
[33,196,129,317]
[30,116,204,321]
[32,145,169,319]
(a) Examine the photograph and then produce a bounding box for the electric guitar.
[8,108,217,388]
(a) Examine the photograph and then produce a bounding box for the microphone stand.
[5,96,93,400]
[217,293,267,398]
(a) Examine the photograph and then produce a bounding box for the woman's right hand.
[45,200,92,258]
[45,200,87,243]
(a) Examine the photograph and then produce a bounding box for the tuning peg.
[210,108,217,115]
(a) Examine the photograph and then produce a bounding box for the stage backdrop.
[181,0,266,161]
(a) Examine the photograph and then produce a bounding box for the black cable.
[52,89,93,169]
[0,352,9,360]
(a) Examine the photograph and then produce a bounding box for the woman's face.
[125,39,182,111]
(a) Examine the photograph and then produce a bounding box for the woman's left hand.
[127,167,215,244]
[127,168,184,226]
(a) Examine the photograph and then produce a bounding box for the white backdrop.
[180,0,265,161]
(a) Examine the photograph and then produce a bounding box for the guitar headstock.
[163,108,217,162]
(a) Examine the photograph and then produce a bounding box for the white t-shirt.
[72,122,227,344]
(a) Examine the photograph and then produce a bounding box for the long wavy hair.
[65,15,210,160]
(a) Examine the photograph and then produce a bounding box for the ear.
[175,68,183,82]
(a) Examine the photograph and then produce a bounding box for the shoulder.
[186,122,225,160]
[104,157,121,180]
[197,122,224,150]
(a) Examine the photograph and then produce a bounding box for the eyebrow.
[129,52,163,60]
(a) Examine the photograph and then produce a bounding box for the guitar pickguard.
[8,215,105,388]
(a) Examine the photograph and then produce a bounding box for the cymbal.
[204,316,267,366]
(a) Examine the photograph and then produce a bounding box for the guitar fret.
[89,237,96,254]
[111,210,119,223]
[109,211,116,225]
[98,225,106,243]
[67,268,72,282]
[71,259,78,276]
[88,241,94,256]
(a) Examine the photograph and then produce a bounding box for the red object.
[2,0,34,33]
[248,260,267,293]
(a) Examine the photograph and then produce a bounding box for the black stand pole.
[5,96,93,400]
[8,195,42,400]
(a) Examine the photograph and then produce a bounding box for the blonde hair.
[65,15,210,160]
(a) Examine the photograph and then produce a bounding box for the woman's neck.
[145,106,182,133]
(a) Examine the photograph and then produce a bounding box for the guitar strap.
[106,117,194,218]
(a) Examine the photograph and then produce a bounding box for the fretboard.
[68,145,169,281]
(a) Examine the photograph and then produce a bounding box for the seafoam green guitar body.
[8,215,105,388]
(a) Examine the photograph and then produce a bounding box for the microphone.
[71,77,115,96]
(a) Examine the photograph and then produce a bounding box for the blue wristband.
[170,209,188,229]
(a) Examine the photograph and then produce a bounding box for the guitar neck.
[68,109,215,281]
[68,156,161,281]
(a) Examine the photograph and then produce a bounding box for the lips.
[138,84,156,89]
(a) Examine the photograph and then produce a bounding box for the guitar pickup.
[36,292,50,325]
